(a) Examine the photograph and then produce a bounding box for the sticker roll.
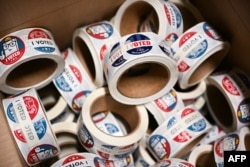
[145,88,185,125]
[113,0,183,39]
[72,21,121,87]
[103,32,178,105]
[77,87,149,159]
[188,144,216,167]
[152,158,195,167]
[0,28,65,94]
[2,88,60,166]
[138,0,183,42]
[205,68,250,133]
[170,21,230,89]
[213,126,250,167]
[53,48,96,114]
[147,104,212,160]
[51,152,134,167]
[175,80,206,106]
[45,96,72,122]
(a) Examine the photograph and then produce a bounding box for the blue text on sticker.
[186,40,208,59]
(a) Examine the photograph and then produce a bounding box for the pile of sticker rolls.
[0,0,250,167]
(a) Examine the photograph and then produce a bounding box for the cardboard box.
[0,0,249,166]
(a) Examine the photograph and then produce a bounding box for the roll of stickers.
[170,21,230,89]
[103,32,178,105]
[138,0,183,42]
[113,0,183,39]
[134,134,155,167]
[175,80,207,106]
[205,67,250,133]
[188,144,216,167]
[0,28,65,94]
[152,158,195,167]
[2,88,60,166]
[46,96,75,124]
[51,152,134,167]
[147,104,212,160]
[77,87,149,159]
[145,88,185,125]
[72,21,121,87]
[53,48,96,114]
[213,126,250,167]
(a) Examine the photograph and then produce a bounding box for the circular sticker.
[154,89,178,112]
[125,34,152,55]
[148,134,171,159]
[78,124,94,148]
[86,22,114,39]
[0,36,25,65]
[72,90,91,112]
[222,76,240,96]
[55,75,72,92]
[237,98,250,123]
[27,144,59,165]
[203,22,220,40]
[28,29,55,53]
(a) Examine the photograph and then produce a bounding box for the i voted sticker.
[0,36,25,65]
[28,29,55,53]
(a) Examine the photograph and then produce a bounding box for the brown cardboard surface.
[191,0,250,75]
[0,0,124,51]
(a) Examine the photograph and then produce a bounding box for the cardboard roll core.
[74,36,95,82]
[117,62,170,98]
[90,93,140,134]
[188,49,226,86]
[118,1,159,36]
[6,58,57,88]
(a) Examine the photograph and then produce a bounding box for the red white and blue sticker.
[185,40,208,59]
[28,29,55,53]
[62,154,90,166]
[237,98,250,123]
[78,124,94,148]
[148,134,171,159]
[164,3,182,29]
[125,34,152,55]
[54,75,72,92]
[6,96,39,123]
[223,133,240,151]
[203,22,221,40]
[14,118,47,142]
[109,42,126,67]
[178,60,190,72]
[154,89,178,112]
[165,33,179,43]
[86,22,113,39]
[72,90,91,112]
[187,118,207,132]
[27,144,59,165]
[0,36,25,65]
[222,76,240,96]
